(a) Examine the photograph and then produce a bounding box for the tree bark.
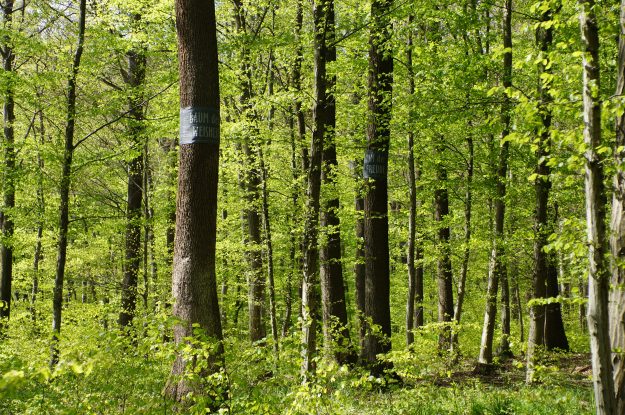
[452,134,473,352]
[527,1,557,381]
[610,1,625,413]
[164,0,225,406]
[0,0,15,334]
[478,0,511,366]
[50,0,86,368]
[579,0,616,412]
[119,43,146,330]
[435,138,454,352]
[318,0,353,365]
[361,0,393,375]
[233,0,266,344]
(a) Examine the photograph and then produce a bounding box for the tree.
[0,0,15,333]
[477,0,512,368]
[164,0,225,406]
[579,0,615,412]
[361,0,393,374]
[50,0,87,367]
[610,0,625,412]
[119,15,147,329]
[318,0,354,364]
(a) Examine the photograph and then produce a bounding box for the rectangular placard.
[179,106,220,145]
[363,149,388,180]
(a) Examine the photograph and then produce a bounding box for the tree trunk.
[318,0,353,365]
[527,1,557,382]
[361,0,393,375]
[0,0,15,334]
[478,0,511,366]
[300,0,333,377]
[50,0,86,367]
[610,2,625,414]
[31,99,45,322]
[406,16,417,347]
[232,0,266,344]
[452,134,473,352]
[164,0,225,406]
[580,0,616,412]
[435,139,454,352]
[259,146,279,351]
[353,162,366,357]
[119,44,146,330]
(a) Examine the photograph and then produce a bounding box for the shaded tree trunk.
[527,1,557,381]
[435,139,454,351]
[579,0,616,412]
[0,0,15,333]
[50,0,86,367]
[452,134,473,353]
[361,0,393,375]
[164,0,225,406]
[119,44,146,330]
[318,0,353,365]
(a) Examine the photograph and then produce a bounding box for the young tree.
[0,0,15,333]
[119,17,147,329]
[579,0,615,412]
[50,0,87,367]
[478,0,512,367]
[361,0,393,374]
[164,0,225,405]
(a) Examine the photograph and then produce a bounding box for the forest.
[1,0,624,413]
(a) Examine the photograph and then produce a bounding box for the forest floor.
[0,303,594,414]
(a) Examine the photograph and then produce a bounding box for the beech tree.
[164,0,225,405]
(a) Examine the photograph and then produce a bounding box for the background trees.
[0,0,624,413]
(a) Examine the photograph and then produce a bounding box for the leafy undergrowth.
[1,303,594,414]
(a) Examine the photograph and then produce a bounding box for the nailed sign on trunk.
[180,107,220,145]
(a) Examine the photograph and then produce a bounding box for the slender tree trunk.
[452,134,473,352]
[165,0,225,406]
[610,2,625,413]
[318,0,353,365]
[527,1,557,381]
[50,0,86,368]
[31,100,45,322]
[353,162,366,356]
[435,139,454,351]
[478,0,511,367]
[119,45,146,330]
[300,0,333,377]
[579,0,616,412]
[232,0,266,344]
[361,0,393,375]
[259,146,279,351]
[0,0,15,334]
[406,16,417,347]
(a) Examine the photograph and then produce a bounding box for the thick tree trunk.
[50,0,86,367]
[478,0,511,366]
[579,1,616,413]
[610,2,625,414]
[361,0,393,375]
[119,45,146,329]
[165,0,225,406]
[0,0,15,333]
